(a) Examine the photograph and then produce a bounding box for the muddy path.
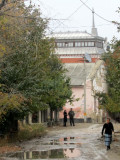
[0,123,120,160]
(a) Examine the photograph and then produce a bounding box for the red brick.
[60,58,99,63]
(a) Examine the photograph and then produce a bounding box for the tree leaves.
[96,42,120,113]
[0,0,72,133]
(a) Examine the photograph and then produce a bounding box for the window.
[75,42,85,47]
[64,43,68,47]
[96,42,103,48]
[75,42,81,47]
[81,42,84,47]
[91,42,94,46]
[75,42,95,47]
[68,42,73,47]
[64,42,73,47]
[88,42,91,46]
[57,42,73,48]
[88,42,94,47]
[57,43,63,47]
[85,42,88,47]
[63,43,66,47]
[56,41,95,48]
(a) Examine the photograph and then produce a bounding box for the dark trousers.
[64,121,67,126]
[64,118,67,126]
[70,117,75,126]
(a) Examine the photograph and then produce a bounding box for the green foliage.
[0,1,72,133]
[96,41,120,113]
[40,55,73,111]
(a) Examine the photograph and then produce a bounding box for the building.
[25,11,107,125]
[48,10,105,63]
[47,11,107,123]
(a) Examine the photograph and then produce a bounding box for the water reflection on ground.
[8,148,81,159]
[35,137,81,146]
[2,137,82,159]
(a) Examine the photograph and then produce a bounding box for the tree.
[39,55,72,120]
[0,1,72,133]
[0,0,29,134]
[96,8,120,114]
[96,41,120,113]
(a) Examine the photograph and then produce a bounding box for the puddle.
[7,148,81,159]
[3,137,82,159]
[36,137,81,146]
[59,137,79,142]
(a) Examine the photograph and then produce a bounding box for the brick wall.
[60,58,99,63]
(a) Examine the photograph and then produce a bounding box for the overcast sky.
[31,0,120,42]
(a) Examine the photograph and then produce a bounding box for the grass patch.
[0,123,46,147]
[17,123,46,141]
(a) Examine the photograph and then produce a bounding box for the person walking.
[101,118,114,150]
[68,108,75,126]
[63,110,67,127]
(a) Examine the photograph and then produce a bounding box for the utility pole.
[83,53,92,123]
[84,56,87,123]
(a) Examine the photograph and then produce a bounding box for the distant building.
[47,11,107,122]
[25,11,107,125]
[48,10,104,64]
[49,30,104,63]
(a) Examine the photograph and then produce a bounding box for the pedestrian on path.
[63,110,67,127]
[68,108,75,126]
[101,118,114,150]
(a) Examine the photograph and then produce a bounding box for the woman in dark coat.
[63,110,67,127]
[102,118,114,150]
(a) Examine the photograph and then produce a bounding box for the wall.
[59,80,95,119]
[92,63,107,93]
[59,62,107,122]
[60,58,99,63]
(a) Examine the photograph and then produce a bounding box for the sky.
[31,0,120,42]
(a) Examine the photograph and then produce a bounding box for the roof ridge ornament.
[91,8,98,37]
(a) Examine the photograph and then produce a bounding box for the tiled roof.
[64,60,103,86]
[47,31,104,40]
[89,60,104,79]
[64,63,95,86]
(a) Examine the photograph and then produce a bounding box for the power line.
[36,0,68,21]
[28,0,113,33]
[47,0,112,32]
[51,0,89,31]
[67,0,89,19]
[51,23,111,29]
[52,19,69,31]
[79,0,112,23]
[49,3,87,31]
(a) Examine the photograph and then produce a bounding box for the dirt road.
[1,123,120,160]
